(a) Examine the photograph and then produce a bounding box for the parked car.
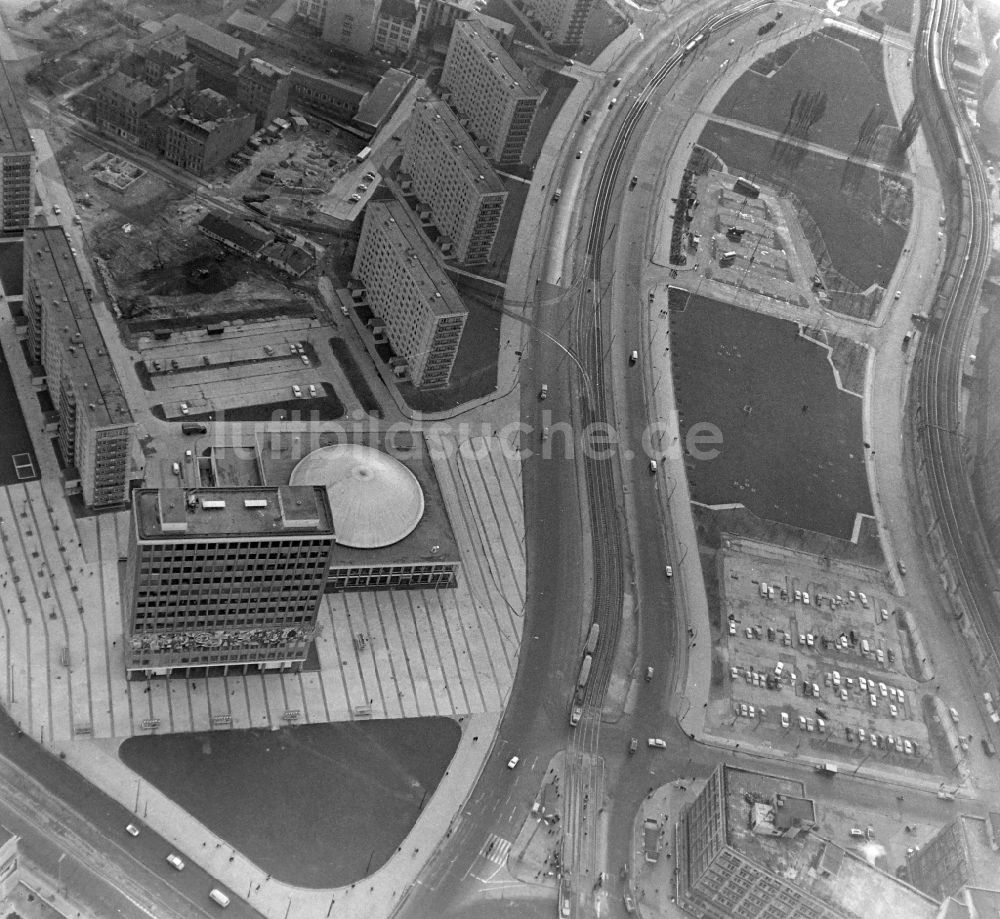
[647,738,667,749]
[125,823,140,837]
[507,755,520,769]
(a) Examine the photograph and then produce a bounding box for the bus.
[355,146,372,163]
[734,176,761,198]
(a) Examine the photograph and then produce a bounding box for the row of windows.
[133,611,311,622]
[130,648,307,664]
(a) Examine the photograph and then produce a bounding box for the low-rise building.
[441,19,541,166]
[354,67,414,136]
[321,0,379,53]
[402,95,507,264]
[23,227,136,508]
[123,486,336,677]
[0,61,35,234]
[353,198,467,388]
[163,12,254,94]
[289,68,366,124]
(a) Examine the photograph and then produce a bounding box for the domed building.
[279,431,459,592]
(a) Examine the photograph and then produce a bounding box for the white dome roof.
[289,444,424,549]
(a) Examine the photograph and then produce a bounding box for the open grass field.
[671,295,871,540]
[697,120,907,290]
[121,718,460,888]
[716,28,897,161]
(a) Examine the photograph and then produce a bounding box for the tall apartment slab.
[23,227,136,508]
[0,62,35,234]
[353,198,467,388]
[402,96,507,264]
[441,19,540,166]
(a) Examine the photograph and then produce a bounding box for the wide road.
[395,4,773,919]
[0,712,262,918]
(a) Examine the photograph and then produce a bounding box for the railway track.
[911,0,1000,680]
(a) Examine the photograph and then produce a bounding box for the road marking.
[479,833,512,866]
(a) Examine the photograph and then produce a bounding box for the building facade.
[402,96,507,264]
[236,58,290,130]
[23,228,135,507]
[163,89,255,175]
[373,0,424,55]
[321,0,380,53]
[163,13,254,95]
[123,486,336,677]
[0,61,35,234]
[289,69,365,123]
[353,198,467,388]
[441,19,540,166]
[521,0,595,46]
[296,0,328,30]
[676,765,939,919]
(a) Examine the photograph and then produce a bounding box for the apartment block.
[296,0,328,30]
[402,95,507,264]
[676,765,939,919]
[521,0,595,46]
[236,58,291,130]
[441,19,540,166]
[0,61,35,234]
[23,228,135,508]
[163,89,255,175]
[123,486,336,677]
[353,198,467,388]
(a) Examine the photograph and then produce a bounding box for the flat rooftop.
[411,97,505,194]
[451,19,540,99]
[26,227,132,430]
[0,61,33,154]
[362,199,467,319]
[722,766,938,919]
[134,486,335,539]
[207,429,459,568]
[355,68,413,133]
[163,12,254,62]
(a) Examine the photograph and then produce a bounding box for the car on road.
[894,290,901,299]
[582,109,592,122]
[613,77,621,87]
[575,150,582,159]
[292,384,302,398]
[629,349,638,364]
[649,459,658,473]
[52,205,60,215]
[540,384,548,399]
[949,707,960,723]
[781,712,789,728]
[897,560,906,576]
[608,97,617,109]
[172,462,181,476]
[647,738,666,748]
[166,854,185,871]
[630,176,638,189]
[645,666,654,681]
[507,755,520,769]
[180,402,190,415]
[628,738,638,755]
[665,565,673,578]
[623,892,636,913]
[125,823,140,837]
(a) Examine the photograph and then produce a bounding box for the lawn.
[716,28,897,161]
[697,120,907,290]
[670,295,871,540]
[121,718,461,888]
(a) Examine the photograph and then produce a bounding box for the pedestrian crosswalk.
[479,833,512,865]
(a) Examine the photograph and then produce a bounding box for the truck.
[569,654,593,726]
[356,146,372,163]
[734,176,761,198]
[815,762,838,776]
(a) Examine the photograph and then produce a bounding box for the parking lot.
[714,544,930,770]
[135,317,381,423]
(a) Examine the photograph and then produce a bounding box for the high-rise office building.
[23,227,136,508]
[402,96,507,264]
[441,19,541,166]
[521,0,595,47]
[0,61,35,234]
[353,198,467,388]
[676,764,939,919]
[123,486,336,677]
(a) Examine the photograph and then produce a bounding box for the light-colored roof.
[289,444,424,549]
